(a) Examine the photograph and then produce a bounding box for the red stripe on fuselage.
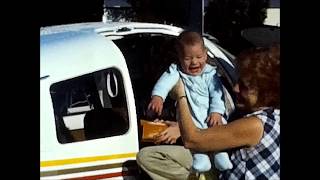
[67,170,132,180]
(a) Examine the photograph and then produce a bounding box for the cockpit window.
[50,68,129,144]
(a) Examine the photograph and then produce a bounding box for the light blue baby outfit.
[152,63,233,172]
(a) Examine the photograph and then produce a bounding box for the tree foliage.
[129,0,270,54]
[128,0,190,27]
[204,0,269,54]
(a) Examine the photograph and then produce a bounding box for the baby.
[148,31,233,173]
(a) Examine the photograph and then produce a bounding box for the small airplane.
[40,22,237,179]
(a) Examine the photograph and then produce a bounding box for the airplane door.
[41,34,139,179]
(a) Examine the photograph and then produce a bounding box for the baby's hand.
[206,112,222,127]
[148,96,164,116]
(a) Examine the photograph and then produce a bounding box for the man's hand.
[148,96,164,116]
[206,112,223,127]
[153,120,181,144]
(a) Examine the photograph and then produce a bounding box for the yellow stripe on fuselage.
[40,152,137,167]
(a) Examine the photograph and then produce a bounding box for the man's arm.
[173,80,264,152]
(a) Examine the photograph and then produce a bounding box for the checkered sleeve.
[220,108,280,180]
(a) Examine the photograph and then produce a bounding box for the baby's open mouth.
[189,66,200,72]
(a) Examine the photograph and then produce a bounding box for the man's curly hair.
[236,44,280,109]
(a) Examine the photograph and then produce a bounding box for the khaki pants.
[137,145,218,180]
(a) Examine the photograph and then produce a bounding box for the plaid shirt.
[220,108,280,180]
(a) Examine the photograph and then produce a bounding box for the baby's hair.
[175,31,206,58]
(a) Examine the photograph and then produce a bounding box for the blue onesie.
[152,63,233,172]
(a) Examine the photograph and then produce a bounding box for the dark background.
[40,0,276,55]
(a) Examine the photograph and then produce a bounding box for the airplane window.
[50,68,129,144]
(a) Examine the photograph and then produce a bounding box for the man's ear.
[248,88,258,107]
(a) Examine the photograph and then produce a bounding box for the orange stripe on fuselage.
[41,152,137,167]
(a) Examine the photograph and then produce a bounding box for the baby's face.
[179,43,207,76]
